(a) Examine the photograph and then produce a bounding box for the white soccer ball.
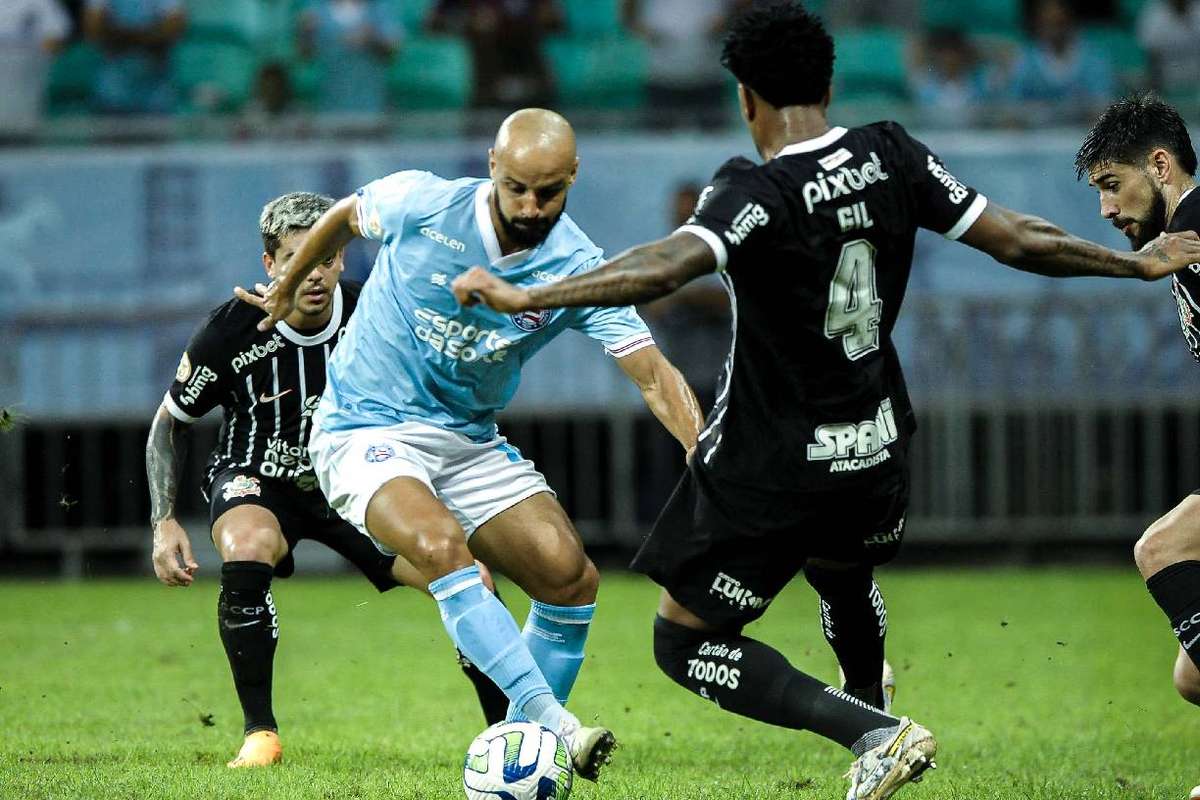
[462,721,573,800]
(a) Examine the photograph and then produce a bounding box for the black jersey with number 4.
[1167,188,1200,363]
[163,282,360,495]
[680,122,986,497]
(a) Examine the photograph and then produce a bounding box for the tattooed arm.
[960,202,1200,280]
[452,231,717,311]
[146,403,199,587]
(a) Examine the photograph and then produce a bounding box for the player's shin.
[804,565,888,709]
[1146,560,1200,671]
[430,565,579,735]
[457,587,511,725]
[217,561,279,733]
[507,601,596,722]
[652,615,898,753]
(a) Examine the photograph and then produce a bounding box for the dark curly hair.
[720,1,834,109]
[1075,93,1197,180]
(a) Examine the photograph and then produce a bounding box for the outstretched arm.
[453,230,717,312]
[615,346,704,458]
[235,195,361,330]
[146,404,198,586]
[960,202,1200,280]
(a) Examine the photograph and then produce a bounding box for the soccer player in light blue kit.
[236,109,704,780]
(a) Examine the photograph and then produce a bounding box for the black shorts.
[206,469,399,592]
[630,464,909,629]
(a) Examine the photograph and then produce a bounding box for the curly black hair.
[1075,93,1197,180]
[720,1,834,109]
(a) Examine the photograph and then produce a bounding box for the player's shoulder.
[200,294,263,339]
[1170,187,1200,234]
[338,279,364,313]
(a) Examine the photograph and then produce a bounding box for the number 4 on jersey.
[824,239,882,360]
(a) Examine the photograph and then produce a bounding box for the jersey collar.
[775,126,848,158]
[474,181,532,271]
[277,283,343,346]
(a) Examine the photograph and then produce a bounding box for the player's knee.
[221,527,284,564]
[803,562,873,596]
[1135,520,1177,578]
[537,555,599,606]
[408,527,472,577]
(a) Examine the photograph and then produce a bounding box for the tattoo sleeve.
[146,405,191,525]
[1005,215,1144,279]
[526,236,714,309]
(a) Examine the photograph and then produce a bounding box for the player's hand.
[452,266,534,312]
[152,518,199,587]
[234,277,297,332]
[1137,230,1200,280]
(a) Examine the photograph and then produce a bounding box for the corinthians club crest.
[511,309,552,332]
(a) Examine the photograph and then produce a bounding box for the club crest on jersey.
[364,444,396,463]
[221,474,261,501]
[511,309,552,332]
[175,352,192,383]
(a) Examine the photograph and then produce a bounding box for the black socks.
[218,561,279,734]
[653,615,897,751]
[804,564,888,709]
[1146,560,1200,671]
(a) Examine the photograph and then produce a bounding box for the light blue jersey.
[316,170,654,441]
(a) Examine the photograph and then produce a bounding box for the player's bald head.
[488,109,579,249]
[491,108,577,182]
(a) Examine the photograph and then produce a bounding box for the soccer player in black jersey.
[1075,95,1200,800]
[453,4,1200,798]
[146,192,507,768]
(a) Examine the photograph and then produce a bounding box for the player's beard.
[1123,182,1168,250]
[493,191,562,248]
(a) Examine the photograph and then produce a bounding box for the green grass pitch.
[0,568,1195,799]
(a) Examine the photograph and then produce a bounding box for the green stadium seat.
[834,28,909,102]
[389,0,437,31]
[1120,0,1151,25]
[545,35,647,109]
[921,0,1020,35]
[183,0,260,42]
[47,43,101,115]
[562,0,622,36]
[389,36,472,109]
[171,33,260,112]
[1082,26,1148,90]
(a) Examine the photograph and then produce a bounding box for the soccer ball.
[462,721,573,800]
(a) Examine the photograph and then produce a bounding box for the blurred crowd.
[1,0,1199,139]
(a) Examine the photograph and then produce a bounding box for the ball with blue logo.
[463,721,573,800]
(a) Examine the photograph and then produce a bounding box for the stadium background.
[4,3,1200,799]
[3,0,1197,576]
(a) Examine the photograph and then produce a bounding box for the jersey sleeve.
[163,314,230,423]
[676,158,779,274]
[355,169,431,243]
[890,124,988,240]
[569,259,656,357]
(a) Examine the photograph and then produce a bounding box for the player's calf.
[1175,647,1200,706]
[652,615,901,753]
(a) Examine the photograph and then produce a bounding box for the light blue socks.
[507,600,596,722]
[429,566,579,733]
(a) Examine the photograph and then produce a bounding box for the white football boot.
[845,717,937,800]
[562,724,617,781]
[1189,784,1199,800]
